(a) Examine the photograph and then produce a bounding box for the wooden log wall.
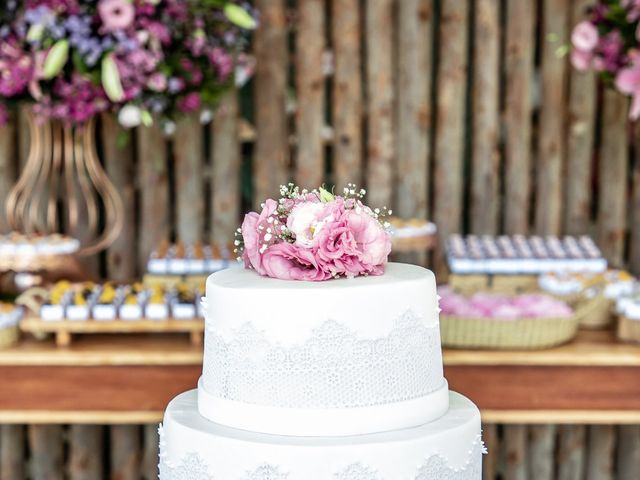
[1,0,640,479]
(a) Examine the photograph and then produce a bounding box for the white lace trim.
[202,309,444,409]
[158,425,484,480]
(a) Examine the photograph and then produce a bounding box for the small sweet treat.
[40,280,71,321]
[0,302,22,329]
[66,283,97,321]
[148,240,170,274]
[207,242,226,272]
[168,241,188,275]
[0,232,80,257]
[171,283,196,319]
[119,283,145,320]
[538,272,588,297]
[92,283,119,321]
[602,270,635,299]
[188,241,207,274]
[146,286,169,320]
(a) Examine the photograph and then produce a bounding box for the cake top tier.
[205,262,438,345]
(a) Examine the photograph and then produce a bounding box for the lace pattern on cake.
[202,309,444,408]
[158,425,484,480]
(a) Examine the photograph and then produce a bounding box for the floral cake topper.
[235,184,393,281]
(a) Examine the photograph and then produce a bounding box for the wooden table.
[0,330,638,424]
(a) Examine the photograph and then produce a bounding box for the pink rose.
[344,208,392,267]
[241,198,278,274]
[261,243,332,281]
[571,21,599,52]
[98,0,135,32]
[571,48,593,71]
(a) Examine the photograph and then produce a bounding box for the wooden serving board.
[20,317,204,348]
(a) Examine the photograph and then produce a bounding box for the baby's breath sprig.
[342,183,367,200]
[233,227,244,261]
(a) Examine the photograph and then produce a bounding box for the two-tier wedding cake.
[159,185,483,479]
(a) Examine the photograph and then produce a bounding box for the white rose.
[118,105,142,129]
[287,202,328,247]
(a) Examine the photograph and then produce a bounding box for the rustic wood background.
[1,0,640,478]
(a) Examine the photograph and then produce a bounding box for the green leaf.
[224,4,256,30]
[42,40,69,80]
[141,110,153,127]
[318,186,335,203]
[102,53,124,103]
[27,24,45,42]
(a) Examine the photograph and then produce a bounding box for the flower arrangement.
[235,184,393,281]
[0,0,256,128]
[571,0,640,118]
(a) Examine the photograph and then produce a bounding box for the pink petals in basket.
[438,287,573,320]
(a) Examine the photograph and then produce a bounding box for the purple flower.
[177,92,201,113]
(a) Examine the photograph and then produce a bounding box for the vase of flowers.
[571,0,640,118]
[0,0,256,253]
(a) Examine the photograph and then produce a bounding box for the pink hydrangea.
[238,185,392,281]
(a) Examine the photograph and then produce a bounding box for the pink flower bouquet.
[571,1,640,118]
[236,184,393,281]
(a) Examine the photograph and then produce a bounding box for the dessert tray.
[388,217,437,252]
[0,232,81,273]
[446,234,607,275]
[18,281,205,347]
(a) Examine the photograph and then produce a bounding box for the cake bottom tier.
[159,390,484,480]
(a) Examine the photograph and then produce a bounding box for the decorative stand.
[20,317,204,348]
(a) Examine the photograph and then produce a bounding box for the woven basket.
[0,326,19,349]
[440,298,593,350]
[617,315,640,343]
[577,294,613,329]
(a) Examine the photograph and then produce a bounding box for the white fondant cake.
[160,390,483,480]
[160,262,483,479]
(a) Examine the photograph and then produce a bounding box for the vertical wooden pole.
[504,425,528,480]
[536,0,570,235]
[211,90,242,246]
[110,425,141,480]
[557,425,586,480]
[528,425,556,480]
[396,0,432,220]
[141,424,160,480]
[470,0,500,234]
[433,0,469,273]
[365,0,394,208]
[175,115,205,244]
[1,425,25,480]
[68,425,103,480]
[504,0,535,235]
[332,0,363,189]
[137,124,169,273]
[254,0,289,204]
[586,425,616,480]
[295,0,325,188]
[597,90,629,267]
[565,0,597,235]
[28,425,64,480]
[0,117,16,232]
[617,425,640,480]
[482,423,499,480]
[102,114,136,280]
